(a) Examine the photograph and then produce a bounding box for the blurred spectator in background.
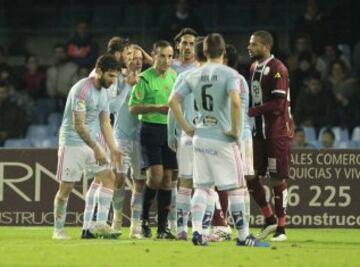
[286,33,326,77]
[0,46,9,70]
[292,0,326,54]
[78,66,89,79]
[294,72,336,133]
[158,0,204,42]
[326,59,358,129]
[0,81,28,146]
[46,43,79,110]
[320,42,351,77]
[290,51,317,108]
[22,55,46,100]
[293,127,316,149]
[66,21,98,68]
[353,39,360,76]
[320,128,335,149]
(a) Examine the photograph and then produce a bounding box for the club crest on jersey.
[76,99,86,112]
[274,72,281,79]
[263,66,270,75]
[136,91,142,99]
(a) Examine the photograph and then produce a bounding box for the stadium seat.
[26,125,53,143]
[34,98,57,124]
[352,126,360,141]
[331,127,349,141]
[32,137,58,148]
[303,126,316,141]
[335,141,349,149]
[335,140,360,149]
[4,138,32,148]
[308,140,320,149]
[48,112,63,135]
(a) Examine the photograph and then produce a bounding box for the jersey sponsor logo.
[75,99,86,112]
[203,115,218,126]
[274,72,281,79]
[194,147,218,156]
[192,115,199,125]
[251,80,262,105]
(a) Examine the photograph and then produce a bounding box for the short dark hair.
[225,44,238,69]
[152,40,172,54]
[174,27,198,43]
[95,54,121,72]
[195,36,206,62]
[253,31,274,49]
[107,36,130,54]
[204,33,226,59]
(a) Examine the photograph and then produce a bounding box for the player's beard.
[249,52,265,62]
[99,76,111,89]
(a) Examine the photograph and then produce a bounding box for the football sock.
[212,195,228,227]
[247,177,276,224]
[217,190,228,217]
[191,188,208,234]
[54,192,68,231]
[157,189,172,232]
[131,191,143,223]
[176,187,192,233]
[96,186,114,225]
[82,182,100,230]
[228,188,249,241]
[202,189,217,236]
[141,185,157,221]
[168,182,178,231]
[112,185,126,226]
[244,188,251,223]
[274,181,288,231]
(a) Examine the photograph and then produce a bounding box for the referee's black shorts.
[140,122,177,170]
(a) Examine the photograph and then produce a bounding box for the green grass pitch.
[0,227,359,267]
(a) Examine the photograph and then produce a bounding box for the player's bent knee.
[161,179,172,190]
[97,169,115,188]
[147,176,162,189]
[179,178,192,189]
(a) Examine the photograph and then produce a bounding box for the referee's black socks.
[157,189,172,232]
[141,185,157,222]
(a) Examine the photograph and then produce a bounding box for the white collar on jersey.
[256,55,274,67]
